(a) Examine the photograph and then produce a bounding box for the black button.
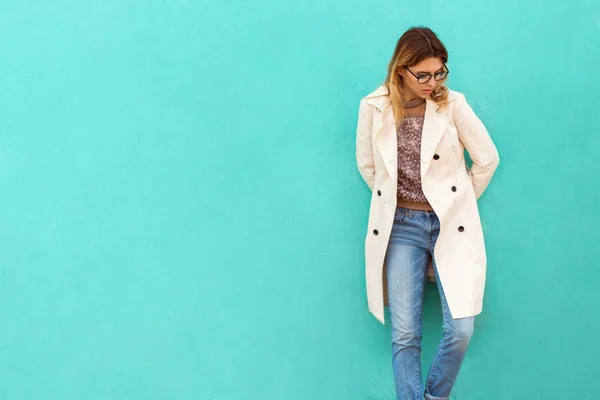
[377,190,381,196]
[458,226,464,232]
[452,186,457,192]
[373,229,379,235]
[433,154,440,160]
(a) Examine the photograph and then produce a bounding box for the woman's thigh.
[386,209,430,330]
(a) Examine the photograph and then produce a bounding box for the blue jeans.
[385,207,474,400]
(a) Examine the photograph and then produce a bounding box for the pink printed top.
[396,116,429,204]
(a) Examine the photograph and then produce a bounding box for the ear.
[396,66,405,77]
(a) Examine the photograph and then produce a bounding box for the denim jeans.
[385,207,474,400]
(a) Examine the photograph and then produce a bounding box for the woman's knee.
[446,318,474,344]
[392,327,422,348]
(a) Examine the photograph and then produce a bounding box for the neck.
[402,92,420,102]
[401,96,425,110]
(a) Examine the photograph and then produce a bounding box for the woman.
[355,27,500,400]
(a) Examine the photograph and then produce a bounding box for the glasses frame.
[405,63,450,84]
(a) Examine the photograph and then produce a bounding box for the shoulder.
[446,88,465,103]
[443,88,468,116]
[364,84,389,99]
[362,84,390,111]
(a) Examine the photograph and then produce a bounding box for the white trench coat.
[356,85,500,324]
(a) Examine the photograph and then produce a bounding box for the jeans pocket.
[394,208,411,222]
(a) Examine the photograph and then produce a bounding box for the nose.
[427,79,436,88]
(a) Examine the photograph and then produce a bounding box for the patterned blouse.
[397,116,429,204]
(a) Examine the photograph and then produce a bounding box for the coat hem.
[369,306,385,325]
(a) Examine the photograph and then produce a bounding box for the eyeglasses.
[405,63,449,84]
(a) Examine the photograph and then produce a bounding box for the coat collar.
[363,84,442,113]
[363,85,391,112]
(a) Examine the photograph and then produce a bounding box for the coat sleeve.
[356,99,375,191]
[453,93,500,199]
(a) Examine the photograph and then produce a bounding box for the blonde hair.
[384,27,450,127]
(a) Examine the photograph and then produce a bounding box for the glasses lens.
[434,71,448,81]
[418,75,431,84]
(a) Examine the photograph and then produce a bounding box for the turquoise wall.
[1,0,599,399]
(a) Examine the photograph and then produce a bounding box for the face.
[398,57,446,100]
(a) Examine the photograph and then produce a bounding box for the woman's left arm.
[453,93,500,199]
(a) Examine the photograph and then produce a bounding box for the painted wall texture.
[0,0,599,399]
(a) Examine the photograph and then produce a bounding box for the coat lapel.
[364,87,397,179]
[420,98,447,179]
[374,105,397,179]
